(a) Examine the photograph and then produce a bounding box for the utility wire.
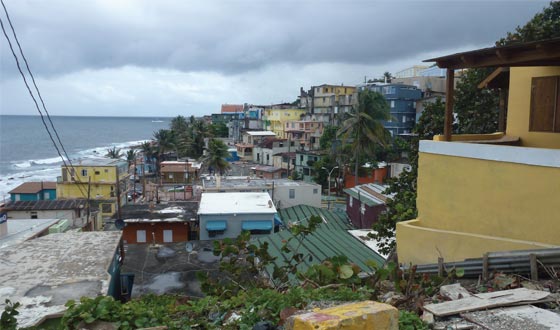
[1,0,80,179]
[0,3,89,199]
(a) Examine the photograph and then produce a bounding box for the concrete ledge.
[396,219,559,265]
[286,301,398,330]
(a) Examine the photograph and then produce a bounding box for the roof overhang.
[424,38,560,69]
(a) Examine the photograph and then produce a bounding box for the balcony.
[396,140,560,265]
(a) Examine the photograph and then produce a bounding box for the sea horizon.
[0,115,171,200]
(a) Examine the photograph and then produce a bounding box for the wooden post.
[530,254,539,281]
[444,68,455,141]
[482,253,489,281]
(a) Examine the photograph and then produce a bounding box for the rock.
[440,283,472,300]
[421,311,434,325]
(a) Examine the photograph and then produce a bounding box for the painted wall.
[506,66,560,149]
[397,141,560,264]
[416,152,560,242]
[199,213,274,240]
[10,189,56,202]
[273,184,321,209]
[344,167,387,189]
[345,195,386,229]
[123,222,190,244]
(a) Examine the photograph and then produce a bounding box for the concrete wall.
[396,140,560,264]
[273,184,321,208]
[506,66,560,149]
[199,213,275,240]
[7,209,78,221]
[123,222,190,244]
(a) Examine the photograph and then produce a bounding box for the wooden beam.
[444,68,455,141]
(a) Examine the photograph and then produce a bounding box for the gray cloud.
[0,0,550,117]
[1,0,548,78]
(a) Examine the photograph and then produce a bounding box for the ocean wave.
[13,156,65,169]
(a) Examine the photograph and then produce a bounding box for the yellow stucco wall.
[416,152,560,245]
[507,67,560,149]
[264,109,306,138]
[397,220,557,265]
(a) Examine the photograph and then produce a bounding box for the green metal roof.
[254,205,385,282]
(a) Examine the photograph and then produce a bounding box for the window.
[80,169,87,176]
[313,188,318,194]
[104,169,109,173]
[30,211,38,219]
[102,203,112,213]
[136,230,147,243]
[289,189,295,199]
[349,196,353,207]
[44,192,50,200]
[208,230,225,238]
[530,76,560,132]
[163,230,173,243]
[95,171,100,175]
[390,100,395,108]
[169,173,174,179]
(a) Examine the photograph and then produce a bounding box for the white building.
[201,177,322,208]
[198,192,277,240]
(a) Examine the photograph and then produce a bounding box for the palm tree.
[153,129,176,175]
[338,89,392,185]
[105,146,123,159]
[202,138,230,176]
[126,149,137,166]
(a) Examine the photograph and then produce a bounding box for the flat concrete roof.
[245,131,276,136]
[67,158,127,167]
[0,231,122,328]
[0,218,61,249]
[198,192,277,215]
[203,177,320,188]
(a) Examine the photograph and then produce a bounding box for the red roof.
[9,182,56,194]
[221,104,244,113]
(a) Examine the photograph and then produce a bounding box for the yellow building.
[397,39,560,265]
[263,107,306,138]
[57,158,130,218]
[312,84,356,114]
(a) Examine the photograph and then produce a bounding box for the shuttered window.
[530,76,560,132]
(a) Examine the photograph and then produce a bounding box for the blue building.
[360,83,422,136]
[9,182,57,202]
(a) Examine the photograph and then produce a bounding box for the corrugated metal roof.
[255,205,385,282]
[3,199,87,211]
[344,183,392,207]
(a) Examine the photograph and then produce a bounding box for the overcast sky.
[0,0,550,117]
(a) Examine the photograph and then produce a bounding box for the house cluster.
[203,65,450,188]
[3,38,560,328]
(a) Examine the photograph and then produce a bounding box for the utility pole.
[115,165,122,220]
[87,177,91,230]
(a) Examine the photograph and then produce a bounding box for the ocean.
[0,115,170,201]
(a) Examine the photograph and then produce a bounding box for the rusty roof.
[221,104,244,113]
[9,182,57,194]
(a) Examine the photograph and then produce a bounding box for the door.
[163,230,173,243]
[136,230,146,243]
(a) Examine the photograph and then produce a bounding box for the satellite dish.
[115,219,125,230]
[185,242,194,253]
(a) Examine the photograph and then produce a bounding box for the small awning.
[242,220,273,231]
[206,220,227,231]
[274,214,283,226]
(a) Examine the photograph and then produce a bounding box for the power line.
[0,2,89,199]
